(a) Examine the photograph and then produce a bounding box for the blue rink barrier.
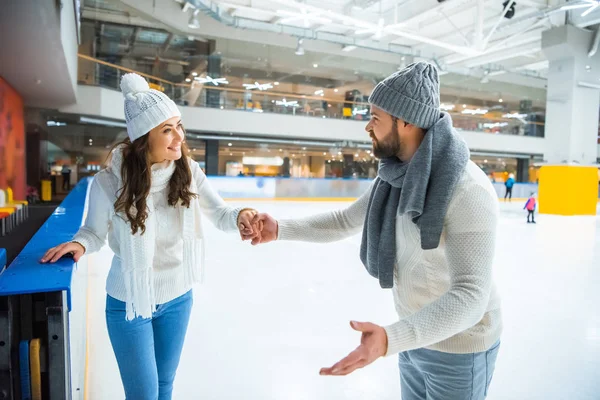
[0,178,92,400]
[207,176,539,200]
[0,249,6,272]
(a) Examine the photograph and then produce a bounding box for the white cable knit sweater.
[277,161,502,355]
[73,159,241,306]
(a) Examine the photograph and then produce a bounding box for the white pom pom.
[120,73,149,96]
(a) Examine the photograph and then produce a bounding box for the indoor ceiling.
[79,0,600,111]
[189,0,600,79]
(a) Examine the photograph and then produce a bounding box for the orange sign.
[0,77,26,199]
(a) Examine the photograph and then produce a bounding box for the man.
[249,62,502,400]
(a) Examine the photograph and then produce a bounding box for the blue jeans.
[398,341,500,400]
[106,290,193,400]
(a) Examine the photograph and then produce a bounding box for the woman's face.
[147,116,185,163]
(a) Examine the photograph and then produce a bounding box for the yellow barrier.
[41,180,52,202]
[538,165,598,215]
[30,339,42,400]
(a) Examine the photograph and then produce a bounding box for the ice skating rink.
[85,200,600,400]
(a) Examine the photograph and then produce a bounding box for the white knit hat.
[120,73,181,142]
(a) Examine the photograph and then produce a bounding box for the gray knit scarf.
[360,112,470,288]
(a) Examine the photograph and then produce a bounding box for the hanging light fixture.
[188,9,200,29]
[295,38,305,56]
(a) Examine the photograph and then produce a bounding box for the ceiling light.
[277,9,332,27]
[334,89,338,93]
[463,104,467,108]
[195,76,229,86]
[323,152,326,155]
[314,89,324,95]
[188,9,200,29]
[192,72,198,77]
[561,3,591,11]
[498,98,503,103]
[440,103,455,111]
[313,63,318,68]
[356,17,385,39]
[342,45,357,52]
[243,82,274,91]
[295,38,305,56]
[276,98,299,107]
[582,2,600,17]
[503,112,527,119]
[228,143,232,146]
[185,78,191,82]
[274,82,280,85]
[462,108,488,115]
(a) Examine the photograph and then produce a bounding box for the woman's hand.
[40,242,86,263]
[237,209,263,242]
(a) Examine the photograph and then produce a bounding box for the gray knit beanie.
[369,61,440,130]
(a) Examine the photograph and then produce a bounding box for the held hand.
[238,209,263,241]
[319,321,388,376]
[250,213,278,245]
[40,242,86,263]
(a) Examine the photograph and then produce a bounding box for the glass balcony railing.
[77,54,545,137]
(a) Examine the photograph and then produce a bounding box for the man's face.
[365,105,402,159]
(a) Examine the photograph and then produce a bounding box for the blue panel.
[20,340,31,400]
[0,178,92,311]
[0,248,6,270]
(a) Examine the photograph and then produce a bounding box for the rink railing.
[0,178,92,400]
[206,176,540,201]
[77,54,546,138]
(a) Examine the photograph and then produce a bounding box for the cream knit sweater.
[277,161,502,355]
[73,160,241,306]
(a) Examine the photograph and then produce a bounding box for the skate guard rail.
[0,178,93,400]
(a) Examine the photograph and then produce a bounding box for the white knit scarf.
[105,146,204,320]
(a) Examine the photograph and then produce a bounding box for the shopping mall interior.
[0,0,599,399]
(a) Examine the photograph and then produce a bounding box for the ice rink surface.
[86,200,600,400]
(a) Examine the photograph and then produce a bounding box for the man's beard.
[371,129,401,159]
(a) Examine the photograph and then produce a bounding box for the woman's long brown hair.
[113,135,197,235]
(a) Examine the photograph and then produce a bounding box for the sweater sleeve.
[383,184,498,356]
[194,166,242,233]
[277,183,372,243]
[72,177,112,254]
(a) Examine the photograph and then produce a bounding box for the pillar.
[539,25,600,215]
[206,54,221,108]
[516,158,529,183]
[205,139,219,176]
[281,157,291,177]
[343,154,354,178]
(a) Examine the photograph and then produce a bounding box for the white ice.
[86,201,600,400]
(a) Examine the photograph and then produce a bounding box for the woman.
[41,73,260,399]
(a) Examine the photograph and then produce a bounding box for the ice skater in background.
[524,192,537,223]
[504,173,515,202]
[40,73,262,400]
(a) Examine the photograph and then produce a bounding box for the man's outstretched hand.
[319,321,388,376]
[249,213,278,245]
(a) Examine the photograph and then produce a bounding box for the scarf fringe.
[109,148,204,321]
